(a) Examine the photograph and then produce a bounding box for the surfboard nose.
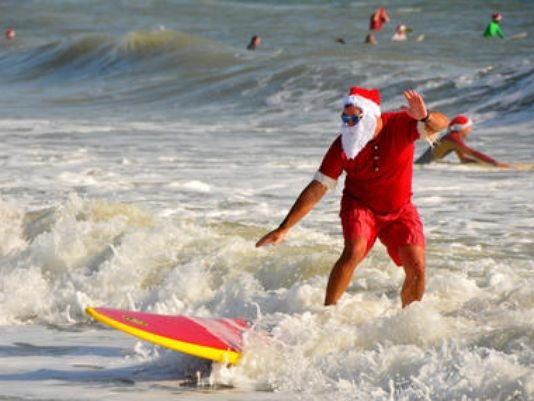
[85,306,247,365]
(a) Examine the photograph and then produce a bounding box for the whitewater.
[0,1,533,400]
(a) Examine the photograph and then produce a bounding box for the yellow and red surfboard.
[86,307,250,365]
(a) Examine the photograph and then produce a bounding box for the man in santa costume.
[256,87,449,308]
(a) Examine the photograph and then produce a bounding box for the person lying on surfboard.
[415,114,509,167]
[257,87,449,308]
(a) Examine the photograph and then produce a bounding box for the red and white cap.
[448,115,472,133]
[343,86,381,118]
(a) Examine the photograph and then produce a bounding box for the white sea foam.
[0,1,533,399]
[0,109,532,400]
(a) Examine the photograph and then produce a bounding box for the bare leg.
[398,244,426,308]
[324,238,368,305]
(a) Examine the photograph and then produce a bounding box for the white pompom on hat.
[342,86,382,118]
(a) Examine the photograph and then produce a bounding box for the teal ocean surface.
[0,1,533,400]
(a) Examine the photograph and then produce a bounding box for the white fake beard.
[340,114,377,159]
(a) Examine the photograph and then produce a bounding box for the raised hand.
[401,90,428,121]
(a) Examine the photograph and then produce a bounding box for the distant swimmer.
[483,13,504,39]
[5,27,15,40]
[415,115,509,167]
[392,24,408,42]
[364,33,377,45]
[369,7,390,32]
[246,35,262,50]
[364,7,389,44]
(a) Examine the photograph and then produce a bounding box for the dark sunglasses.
[341,113,363,125]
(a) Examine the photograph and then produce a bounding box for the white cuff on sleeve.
[313,171,337,191]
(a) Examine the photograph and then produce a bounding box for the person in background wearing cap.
[483,13,504,39]
[256,87,449,308]
[415,115,508,167]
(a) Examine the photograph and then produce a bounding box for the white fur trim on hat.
[448,120,472,133]
[343,95,381,118]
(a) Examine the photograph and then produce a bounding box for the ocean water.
[0,0,533,400]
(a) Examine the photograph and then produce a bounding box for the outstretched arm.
[256,180,327,247]
[453,140,508,167]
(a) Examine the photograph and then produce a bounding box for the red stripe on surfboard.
[92,307,248,352]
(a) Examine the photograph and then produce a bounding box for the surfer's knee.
[408,255,425,278]
[341,238,367,265]
[399,245,426,279]
[399,247,426,307]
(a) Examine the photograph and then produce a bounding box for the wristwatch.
[419,112,431,123]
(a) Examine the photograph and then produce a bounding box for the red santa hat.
[343,86,381,118]
[448,115,472,133]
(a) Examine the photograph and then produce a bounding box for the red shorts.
[340,198,425,266]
